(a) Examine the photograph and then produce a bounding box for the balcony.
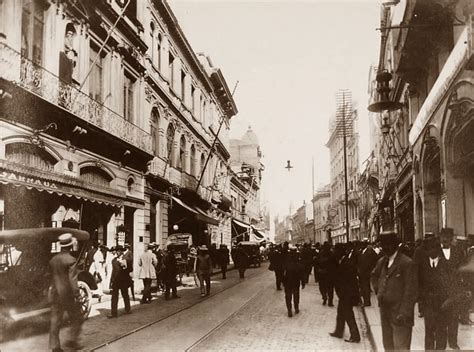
[181,172,198,191]
[0,43,152,154]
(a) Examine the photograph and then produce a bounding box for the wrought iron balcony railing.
[0,43,152,154]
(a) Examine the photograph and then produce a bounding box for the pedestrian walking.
[138,243,157,304]
[439,227,465,350]
[88,243,105,302]
[233,243,250,279]
[282,245,305,317]
[419,236,451,350]
[268,244,285,290]
[315,241,336,306]
[163,246,180,300]
[123,243,134,300]
[371,231,417,351]
[195,245,213,296]
[330,242,361,343]
[357,239,378,306]
[49,233,84,352]
[300,243,314,284]
[218,244,230,279]
[108,246,132,318]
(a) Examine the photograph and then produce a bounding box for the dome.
[241,126,259,145]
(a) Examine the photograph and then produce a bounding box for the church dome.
[242,126,259,145]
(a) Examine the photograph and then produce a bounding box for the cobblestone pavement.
[99,270,370,352]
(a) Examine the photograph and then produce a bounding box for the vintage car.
[239,241,262,267]
[0,227,97,340]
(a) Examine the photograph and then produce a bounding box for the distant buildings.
[312,185,331,244]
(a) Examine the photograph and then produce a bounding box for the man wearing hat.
[371,231,417,351]
[49,233,83,352]
[358,239,378,307]
[108,245,132,318]
[194,245,213,297]
[282,245,305,317]
[439,227,465,349]
[138,243,157,304]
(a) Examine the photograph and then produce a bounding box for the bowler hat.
[379,231,399,243]
[440,228,454,238]
[424,232,435,240]
[58,233,76,248]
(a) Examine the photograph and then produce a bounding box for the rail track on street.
[92,268,269,351]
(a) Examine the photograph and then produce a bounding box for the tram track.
[91,268,268,351]
[184,280,272,351]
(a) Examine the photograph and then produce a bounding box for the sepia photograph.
[0,0,473,350]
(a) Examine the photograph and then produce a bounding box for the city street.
[1,266,370,351]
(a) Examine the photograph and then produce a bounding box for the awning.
[232,218,250,231]
[0,160,124,207]
[193,206,219,226]
[251,226,265,239]
[172,197,219,226]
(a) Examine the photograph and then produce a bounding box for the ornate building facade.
[0,0,237,282]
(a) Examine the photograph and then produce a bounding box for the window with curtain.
[21,0,44,65]
[151,107,160,156]
[190,145,196,176]
[166,124,175,163]
[123,72,135,122]
[178,135,186,170]
[89,46,103,101]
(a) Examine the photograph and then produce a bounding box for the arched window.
[190,145,196,176]
[200,153,206,185]
[80,166,112,187]
[166,124,175,164]
[178,135,186,170]
[151,107,160,156]
[6,143,57,172]
[157,32,162,70]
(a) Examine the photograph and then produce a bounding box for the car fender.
[78,271,97,291]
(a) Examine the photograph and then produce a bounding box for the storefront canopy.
[171,197,219,226]
[251,226,265,239]
[0,160,124,207]
[232,218,250,231]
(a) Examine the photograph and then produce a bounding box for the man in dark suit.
[269,244,285,290]
[315,241,336,306]
[49,233,83,352]
[330,242,361,343]
[358,239,378,306]
[439,227,465,349]
[371,231,417,351]
[419,236,450,350]
[163,246,180,299]
[282,245,305,317]
[233,243,250,279]
[108,246,132,318]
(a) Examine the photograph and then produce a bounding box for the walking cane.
[130,280,136,301]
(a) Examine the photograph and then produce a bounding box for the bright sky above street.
[170,0,382,219]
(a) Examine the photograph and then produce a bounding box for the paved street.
[98,269,370,352]
[1,266,370,351]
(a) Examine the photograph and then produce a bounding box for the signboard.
[117,231,125,246]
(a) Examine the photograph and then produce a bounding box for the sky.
[169,0,382,220]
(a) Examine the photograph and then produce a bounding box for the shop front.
[231,218,250,243]
[0,159,125,247]
[168,196,219,247]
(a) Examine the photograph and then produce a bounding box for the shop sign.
[117,232,125,246]
[0,170,58,189]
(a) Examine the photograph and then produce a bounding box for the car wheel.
[76,281,92,320]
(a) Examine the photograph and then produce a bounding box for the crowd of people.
[268,228,474,350]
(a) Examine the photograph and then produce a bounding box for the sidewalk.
[362,294,474,351]
[0,264,260,352]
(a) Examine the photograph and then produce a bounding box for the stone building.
[326,94,361,243]
[311,185,331,244]
[369,0,474,240]
[0,0,237,282]
[229,126,265,241]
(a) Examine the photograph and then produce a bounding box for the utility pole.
[336,90,353,243]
